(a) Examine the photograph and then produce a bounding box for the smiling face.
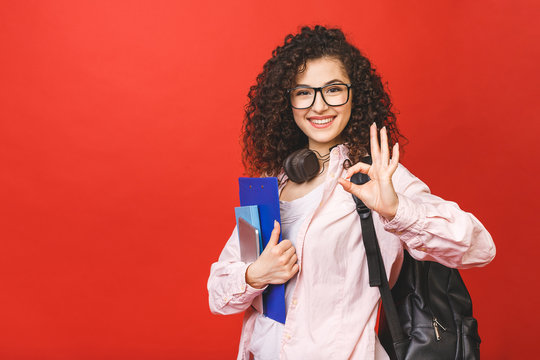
[292,57,352,154]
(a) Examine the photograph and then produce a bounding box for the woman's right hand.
[245,221,299,289]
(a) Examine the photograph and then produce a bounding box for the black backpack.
[351,171,481,360]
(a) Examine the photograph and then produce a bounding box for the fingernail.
[274,220,278,227]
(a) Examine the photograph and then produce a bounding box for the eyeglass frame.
[286,83,352,109]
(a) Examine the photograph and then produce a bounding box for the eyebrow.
[295,79,346,87]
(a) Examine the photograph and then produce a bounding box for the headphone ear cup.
[283,149,320,183]
[299,150,319,181]
[283,151,300,182]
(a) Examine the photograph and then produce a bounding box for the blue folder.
[238,177,286,324]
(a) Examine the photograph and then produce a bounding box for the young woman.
[207,26,495,360]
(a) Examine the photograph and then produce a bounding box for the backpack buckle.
[356,202,371,220]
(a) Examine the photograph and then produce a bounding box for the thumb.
[338,177,356,193]
[266,220,280,247]
[338,178,364,198]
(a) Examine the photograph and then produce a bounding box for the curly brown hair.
[242,25,405,177]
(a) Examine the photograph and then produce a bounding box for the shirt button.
[286,333,292,340]
[292,298,298,306]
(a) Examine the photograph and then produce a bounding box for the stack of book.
[235,177,286,324]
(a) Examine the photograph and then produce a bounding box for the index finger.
[344,161,371,179]
[277,239,294,251]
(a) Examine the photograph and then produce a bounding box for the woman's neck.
[307,146,334,178]
[308,139,341,158]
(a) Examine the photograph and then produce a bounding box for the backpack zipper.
[424,261,449,342]
[432,317,447,341]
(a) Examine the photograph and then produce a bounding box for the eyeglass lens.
[290,84,349,109]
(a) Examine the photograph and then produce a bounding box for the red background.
[1,1,538,359]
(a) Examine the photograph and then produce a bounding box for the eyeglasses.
[287,83,352,109]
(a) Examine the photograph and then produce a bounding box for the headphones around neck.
[283,148,320,183]
[283,145,338,183]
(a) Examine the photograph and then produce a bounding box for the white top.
[249,183,324,360]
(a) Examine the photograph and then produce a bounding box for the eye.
[325,85,344,94]
[293,88,314,97]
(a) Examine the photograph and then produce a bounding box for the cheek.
[340,105,352,124]
[292,109,307,127]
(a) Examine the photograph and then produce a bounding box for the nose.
[311,89,329,113]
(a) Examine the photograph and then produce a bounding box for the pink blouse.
[207,144,496,360]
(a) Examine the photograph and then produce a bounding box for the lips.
[308,116,335,128]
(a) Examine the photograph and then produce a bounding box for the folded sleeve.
[207,226,267,315]
[380,164,496,269]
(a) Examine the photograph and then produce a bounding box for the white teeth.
[311,118,333,124]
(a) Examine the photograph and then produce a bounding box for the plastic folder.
[237,217,260,263]
[238,177,286,324]
[235,205,263,255]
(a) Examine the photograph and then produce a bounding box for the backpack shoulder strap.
[350,159,408,358]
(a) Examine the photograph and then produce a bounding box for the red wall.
[1,1,538,359]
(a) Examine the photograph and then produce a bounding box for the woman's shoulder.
[394,163,413,181]
[392,163,430,195]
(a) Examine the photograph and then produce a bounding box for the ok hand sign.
[338,123,400,220]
